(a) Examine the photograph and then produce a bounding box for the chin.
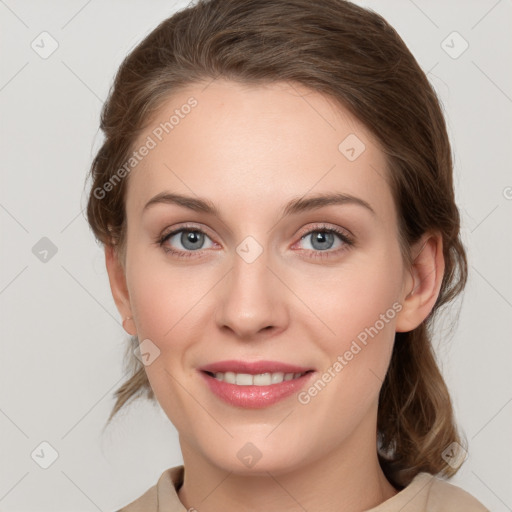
[199,437,312,477]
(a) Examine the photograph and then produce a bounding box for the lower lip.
[199,371,315,408]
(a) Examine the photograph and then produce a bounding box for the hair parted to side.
[86,0,468,488]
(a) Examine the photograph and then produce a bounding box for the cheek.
[124,252,216,394]
[126,245,209,341]
[296,246,403,409]
[128,270,178,341]
[125,258,205,425]
[302,251,403,350]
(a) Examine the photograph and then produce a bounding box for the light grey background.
[0,0,511,510]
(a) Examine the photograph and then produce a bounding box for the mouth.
[202,370,313,386]
[198,360,316,408]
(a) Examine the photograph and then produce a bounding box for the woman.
[86,0,489,510]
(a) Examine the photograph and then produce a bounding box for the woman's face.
[115,79,413,474]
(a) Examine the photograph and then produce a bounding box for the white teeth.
[223,371,236,384]
[210,371,306,385]
[271,372,284,384]
[236,373,254,386]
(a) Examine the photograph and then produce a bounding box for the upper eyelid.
[296,223,352,239]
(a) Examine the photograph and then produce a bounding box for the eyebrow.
[143,191,375,217]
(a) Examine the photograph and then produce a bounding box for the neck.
[177,416,397,512]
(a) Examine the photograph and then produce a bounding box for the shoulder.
[115,465,185,512]
[367,472,489,511]
[427,474,489,511]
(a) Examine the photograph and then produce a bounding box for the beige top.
[117,465,489,511]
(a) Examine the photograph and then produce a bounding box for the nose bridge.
[215,240,287,337]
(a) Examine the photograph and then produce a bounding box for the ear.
[105,245,136,335]
[395,232,445,333]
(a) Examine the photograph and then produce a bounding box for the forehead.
[126,79,393,221]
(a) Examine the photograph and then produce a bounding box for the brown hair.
[86,0,468,487]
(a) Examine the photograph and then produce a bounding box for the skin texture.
[105,80,445,511]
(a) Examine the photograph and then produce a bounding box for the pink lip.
[198,360,315,409]
[199,359,313,374]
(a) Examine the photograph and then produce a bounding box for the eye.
[156,223,354,260]
[158,225,216,258]
[294,224,354,258]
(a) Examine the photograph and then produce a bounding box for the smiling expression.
[112,79,413,474]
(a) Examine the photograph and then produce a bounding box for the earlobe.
[104,245,136,335]
[395,233,445,333]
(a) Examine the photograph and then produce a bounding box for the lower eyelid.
[294,233,352,253]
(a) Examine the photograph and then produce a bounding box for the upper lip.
[199,360,314,375]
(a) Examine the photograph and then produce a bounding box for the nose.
[215,249,289,340]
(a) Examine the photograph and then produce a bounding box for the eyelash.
[156,223,355,260]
